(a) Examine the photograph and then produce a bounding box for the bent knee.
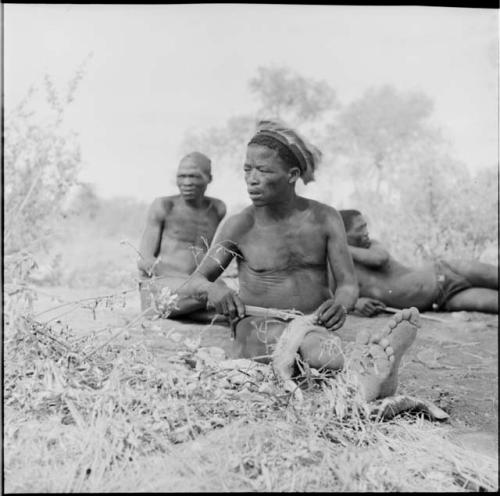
[299,332,342,369]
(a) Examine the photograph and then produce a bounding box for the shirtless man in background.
[137,152,226,315]
[172,121,422,403]
[339,209,498,316]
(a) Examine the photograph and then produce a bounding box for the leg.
[445,288,498,313]
[233,316,284,362]
[345,307,420,401]
[234,316,346,369]
[235,309,421,403]
[299,330,344,370]
[445,259,498,289]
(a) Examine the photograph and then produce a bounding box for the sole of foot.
[350,307,420,401]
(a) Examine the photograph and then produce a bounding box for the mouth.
[248,190,262,199]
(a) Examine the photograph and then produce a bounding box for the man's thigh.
[299,328,343,368]
[445,287,498,313]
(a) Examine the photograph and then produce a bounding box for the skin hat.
[250,119,322,184]
[179,151,212,181]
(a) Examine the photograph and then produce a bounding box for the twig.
[33,289,137,318]
[31,323,75,353]
[82,306,154,360]
[5,166,45,241]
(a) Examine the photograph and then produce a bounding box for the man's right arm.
[179,213,248,319]
[348,240,390,269]
[137,198,166,277]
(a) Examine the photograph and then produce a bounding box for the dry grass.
[4,288,498,493]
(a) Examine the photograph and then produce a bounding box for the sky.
[4,4,499,207]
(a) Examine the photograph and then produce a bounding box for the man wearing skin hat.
[170,120,356,328]
[137,151,226,316]
[169,120,422,403]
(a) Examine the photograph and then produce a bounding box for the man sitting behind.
[137,151,226,315]
[169,121,423,404]
[339,209,498,316]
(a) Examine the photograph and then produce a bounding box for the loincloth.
[431,260,472,310]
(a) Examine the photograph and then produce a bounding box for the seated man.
[339,209,498,316]
[137,151,226,318]
[170,120,422,403]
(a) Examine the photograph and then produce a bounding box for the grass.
[4,287,498,493]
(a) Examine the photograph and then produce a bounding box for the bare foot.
[346,307,420,402]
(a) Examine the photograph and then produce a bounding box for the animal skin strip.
[245,305,449,420]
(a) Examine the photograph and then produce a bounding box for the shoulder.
[207,196,227,219]
[302,198,343,228]
[217,206,255,240]
[149,196,176,217]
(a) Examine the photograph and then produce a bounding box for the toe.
[409,307,421,326]
[393,311,403,324]
[385,345,394,357]
[379,337,390,349]
[401,308,411,321]
[387,318,397,330]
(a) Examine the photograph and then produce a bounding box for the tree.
[180,115,256,170]
[328,85,435,193]
[249,66,337,126]
[64,182,100,219]
[4,57,90,296]
[180,65,338,202]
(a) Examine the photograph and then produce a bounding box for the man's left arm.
[348,240,389,268]
[316,209,359,331]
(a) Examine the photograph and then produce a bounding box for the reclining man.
[137,151,226,318]
[339,209,498,316]
[169,121,422,403]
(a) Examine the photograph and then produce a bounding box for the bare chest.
[239,222,327,272]
[164,205,220,245]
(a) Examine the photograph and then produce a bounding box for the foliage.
[180,72,497,263]
[4,293,498,492]
[249,65,337,125]
[4,69,88,258]
[322,84,497,263]
[4,60,91,303]
[180,115,256,171]
[180,66,338,177]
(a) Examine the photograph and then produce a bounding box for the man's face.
[244,144,295,206]
[176,158,210,201]
[347,215,371,248]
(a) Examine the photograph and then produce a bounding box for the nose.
[246,169,259,185]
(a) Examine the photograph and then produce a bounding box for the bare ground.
[33,286,498,460]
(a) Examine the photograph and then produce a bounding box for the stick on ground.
[382,306,448,324]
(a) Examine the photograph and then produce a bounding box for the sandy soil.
[33,286,498,459]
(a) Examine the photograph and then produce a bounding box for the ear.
[288,166,301,184]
